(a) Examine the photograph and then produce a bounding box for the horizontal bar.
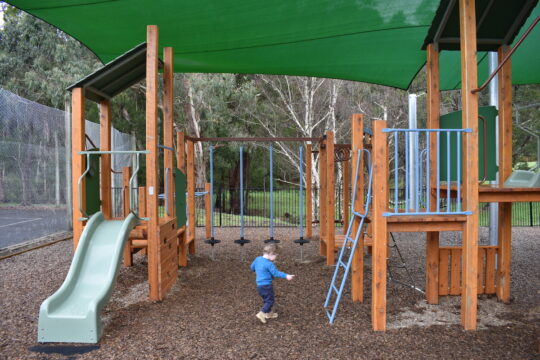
[382,128,472,133]
[187,136,324,143]
[78,150,150,155]
[383,211,472,217]
[158,144,174,151]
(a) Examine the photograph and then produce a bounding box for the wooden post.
[205,183,211,239]
[99,100,112,220]
[497,45,512,303]
[458,0,479,330]
[351,114,365,302]
[426,43,441,305]
[71,87,85,250]
[342,158,350,233]
[145,25,160,301]
[326,130,335,265]
[187,139,196,254]
[122,166,133,266]
[306,144,313,239]
[319,142,327,256]
[371,119,388,331]
[163,47,175,219]
[177,132,188,266]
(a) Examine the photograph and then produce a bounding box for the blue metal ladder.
[324,148,373,324]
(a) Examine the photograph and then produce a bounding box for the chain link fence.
[0,88,133,249]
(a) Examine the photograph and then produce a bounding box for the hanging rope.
[234,146,251,260]
[204,145,221,258]
[294,145,310,259]
[265,145,279,244]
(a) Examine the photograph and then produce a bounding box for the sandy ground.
[1,227,539,359]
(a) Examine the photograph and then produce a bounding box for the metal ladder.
[324,148,373,324]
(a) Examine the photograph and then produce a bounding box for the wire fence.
[0,88,134,249]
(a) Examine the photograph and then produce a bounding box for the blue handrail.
[383,128,472,217]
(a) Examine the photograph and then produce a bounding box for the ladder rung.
[338,260,347,268]
[332,284,339,294]
[352,211,366,218]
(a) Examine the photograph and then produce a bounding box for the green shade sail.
[4,1,540,90]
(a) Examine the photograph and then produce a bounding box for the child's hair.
[263,244,279,255]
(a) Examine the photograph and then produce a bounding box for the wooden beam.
[145,25,160,301]
[319,141,327,257]
[71,87,85,250]
[99,100,112,220]
[426,43,441,305]
[163,47,175,219]
[350,114,364,302]
[187,139,196,254]
[122,166,133,267]
[371,120,388,331]
[458,0,479,330]
[306,144,313,239]
[497,45,513,303]
[325,130,335,266]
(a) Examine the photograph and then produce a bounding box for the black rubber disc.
[204,237,221,246]
[293,237,310,245]
[234,238,251,246]
[263,238,280,244]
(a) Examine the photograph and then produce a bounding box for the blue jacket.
[250,256,287,286]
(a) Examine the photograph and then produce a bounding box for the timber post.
[458,0,479,330]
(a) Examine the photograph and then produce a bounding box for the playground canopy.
[5,0,539,90]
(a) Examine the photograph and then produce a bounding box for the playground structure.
[31,0,539,344]
[324,1,540,331]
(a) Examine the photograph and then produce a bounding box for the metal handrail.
[382,128,472,217]
[472,16,539,94]
[77,150,150,221]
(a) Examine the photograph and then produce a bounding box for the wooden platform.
[386,213,466,232]
[438,185,540,202]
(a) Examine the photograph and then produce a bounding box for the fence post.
[530,202,534,227]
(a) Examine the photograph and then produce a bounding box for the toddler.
[250,244,294,324]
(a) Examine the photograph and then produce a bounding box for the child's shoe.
[265,312,278,319]
[256,311,267,324]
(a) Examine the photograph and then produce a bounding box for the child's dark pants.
[256,285,274,313]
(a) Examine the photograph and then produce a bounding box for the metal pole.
[64,99,72,229]
[408,94,418,210]
[299,145,304,239]
[489,52,499,246]
[240,145,244,239]
[269,145,274,239]
[210,145,215,238]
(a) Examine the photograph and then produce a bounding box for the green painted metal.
[174,168,187,228]
[439,106,498,182]
[439,5,540,90]
[85,151,101,216]
[38,212,138,343]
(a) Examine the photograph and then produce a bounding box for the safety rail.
[78,150,150,221]
[382,128,472,217]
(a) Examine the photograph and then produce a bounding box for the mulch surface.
[1,227,539,359]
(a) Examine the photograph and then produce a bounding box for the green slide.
[38,211,138,343]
